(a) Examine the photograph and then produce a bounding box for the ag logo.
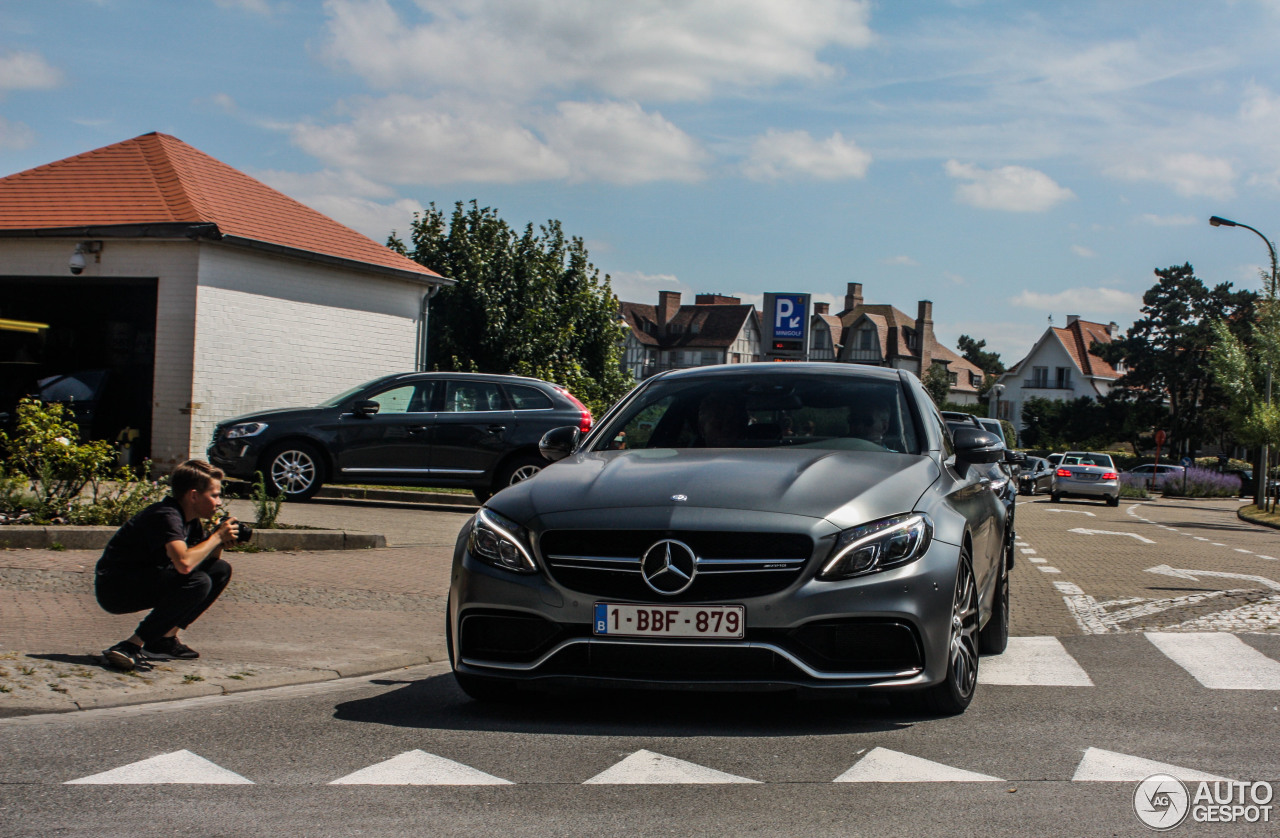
[1134,774,1189,830]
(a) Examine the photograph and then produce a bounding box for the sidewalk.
[0,498,470,717]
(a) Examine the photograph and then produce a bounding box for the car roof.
[386,371,558,387]
[657,362,905,383]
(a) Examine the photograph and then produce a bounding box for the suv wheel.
[923,553,979,715]
[262,442,326,500]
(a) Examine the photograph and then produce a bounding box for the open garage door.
[0,276,156,465]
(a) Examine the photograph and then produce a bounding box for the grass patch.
[1240,504,1280,527]
[183,674,204,683]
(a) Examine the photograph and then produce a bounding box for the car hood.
[217,406,334,427]
[488,448,939,529]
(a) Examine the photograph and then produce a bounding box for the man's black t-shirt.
[97,498,205,572]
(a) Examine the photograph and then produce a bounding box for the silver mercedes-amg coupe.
[446,363,1012,714]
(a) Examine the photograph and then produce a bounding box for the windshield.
[590,374,921,454]
[316,377,392,408]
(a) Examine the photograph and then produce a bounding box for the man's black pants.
[95,559,232,643]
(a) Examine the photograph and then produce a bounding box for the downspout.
[418,284,442,372]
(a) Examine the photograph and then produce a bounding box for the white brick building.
[0,133,448,471]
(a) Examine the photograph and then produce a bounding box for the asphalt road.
[3,495,1278,837]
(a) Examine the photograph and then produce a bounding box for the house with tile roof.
[0,132,449,470]
[618,292,760,379]
[830,283,985,404]
[991,315,1123,442]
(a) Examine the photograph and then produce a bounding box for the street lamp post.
[1209,215,1279,507]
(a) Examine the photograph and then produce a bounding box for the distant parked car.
[208,372,592,502]
[1046,453,1064,470]
[1018,456,1054,495]
[1124,463,1185,485]
[1052,451,1120,506]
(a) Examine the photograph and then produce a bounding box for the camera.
[215,513,253,543]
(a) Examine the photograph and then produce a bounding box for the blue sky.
[3,1,1280,363]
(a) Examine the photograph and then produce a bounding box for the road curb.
[0,526,386,551]
[1238,505,1280,530]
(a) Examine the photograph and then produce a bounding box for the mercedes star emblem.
[640,539,698,595]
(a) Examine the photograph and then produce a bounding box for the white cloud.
[1010,287,1142,317]
[945,160,1074,212]
[0,116,35,151]
[742,130,871,181]
[610,271,692,304]
[544,101,707,184]
[321,0,874,102]
[291,96,570,184]
[0,51,62,91]
[1137,213,1197,226]
[213,0,275,12]
[881,255,918,266]
[253,167,421,240]
[1106,153,1235,199]
[943,271,966,285]
[1071,245,1096,258]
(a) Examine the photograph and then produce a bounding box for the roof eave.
[220,235,452,286]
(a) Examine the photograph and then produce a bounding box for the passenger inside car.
[695,391,750,447]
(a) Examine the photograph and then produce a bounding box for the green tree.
[922,363,952,405]
[957,334,1005,397]
[1093,263,1257,455]
[391,201,634,417]
[1209,296,1280,491]
[1018,396,1066,450]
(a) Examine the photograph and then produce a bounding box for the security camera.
[69,248,86,275]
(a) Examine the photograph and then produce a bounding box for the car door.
[428,379,516,485]
[334,380,437,479]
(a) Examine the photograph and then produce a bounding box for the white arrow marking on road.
[330,750,512,785]
[1046,509,1096,517]
[65,750,253,784]
[584,750,759,784]
[834,747,1002,783]
[1072,747,1230,782]
[1146,632,1280,690]
[978,636,1094,686]
[1145,565,1280,591]
[1069,528,1155,544]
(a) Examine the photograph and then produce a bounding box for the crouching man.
[96,459,240,670]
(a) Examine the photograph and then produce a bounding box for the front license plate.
[594,603,745,638]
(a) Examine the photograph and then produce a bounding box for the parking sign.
[762,293,810,361]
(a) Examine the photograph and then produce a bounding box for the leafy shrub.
[1156,467,1242,498]
[251,471,284,529]
[67,463,170,526]
[1119,473,1150,498]
[0,399,116,521]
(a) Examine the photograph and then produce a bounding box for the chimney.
[845,282,863,312]
[917,299,934,374]
[1108,321,1119,339]
[814,302,829,315]
[1066,314,1080,326]
[657,291,682,326]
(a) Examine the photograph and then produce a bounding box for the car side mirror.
[952,427,1004,468]
[353,399,380,417]
[539,425,581,463]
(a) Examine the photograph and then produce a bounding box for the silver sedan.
[1051,451,1120,506]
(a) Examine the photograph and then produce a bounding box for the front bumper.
[449,531,961,694]
[207,438,263,480]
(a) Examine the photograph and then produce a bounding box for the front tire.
[1106,495,1120,507]
[1050,492,1061,503]
[923,554,979,715]
[979,562,1010,655]
[262,442,325,500]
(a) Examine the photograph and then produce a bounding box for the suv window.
[443,381,507,412]
[506,384,553,410]
[368,383,433,414]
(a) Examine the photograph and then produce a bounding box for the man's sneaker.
[102,641,151,671]
[144,636,199,660]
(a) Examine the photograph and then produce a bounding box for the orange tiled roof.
[1053,320,1119,379]
[0,132,442,280]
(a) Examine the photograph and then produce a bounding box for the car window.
[367,383,432,415]
[1062,455,1081,465]
[443,381,507,412]
[592,375,922,454]
[1080,454,1114,468]
[505,384,553,410]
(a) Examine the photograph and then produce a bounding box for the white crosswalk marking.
[979,637,1094,686]
[834,748,1002,782]
[583,750,759,784]
[330,750,512,785]
[65,750,253,785]
[1072,747,1230,782]
[1146,632,1280,690]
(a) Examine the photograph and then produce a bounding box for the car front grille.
[538,529,814,602]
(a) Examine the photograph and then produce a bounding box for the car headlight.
[819,513,933,580]
[468,508,537,573]
[224,422,268,440]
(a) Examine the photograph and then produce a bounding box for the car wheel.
[1106,495,1120,507]
[1050,492,1061,503]
[262,442,325,500]
[979,561,1010,655]
[446,600,517,702]
[491,454,547,496]
[923,554,979,715]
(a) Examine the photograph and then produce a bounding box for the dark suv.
[208,372,592,501]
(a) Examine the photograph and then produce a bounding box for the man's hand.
[215,516,240,547]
